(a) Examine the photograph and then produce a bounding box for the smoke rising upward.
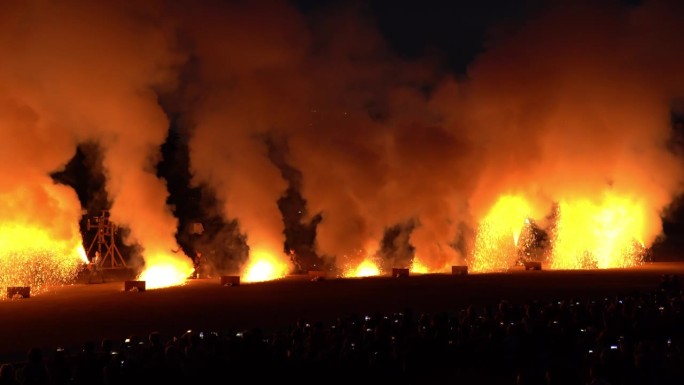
[178,1,313,279]
[461,0,684,265]
[1,0,683,289]
[0,0,192,289]
[180,0,684,272]
[270,0,684,272]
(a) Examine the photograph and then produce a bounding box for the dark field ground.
[1,260,683,364]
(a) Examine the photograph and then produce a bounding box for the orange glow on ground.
[138,254,194,289]
[550,193,646,269]
[0,223,87,297]
[471,195,531,272]
[242,249,290,283]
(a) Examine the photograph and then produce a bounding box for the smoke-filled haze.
[1,0,683,289]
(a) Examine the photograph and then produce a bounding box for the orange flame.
[76,245,89,264]
[471,195,531,272]
[138,253,194,289]
[242,249,289,283]
[410,259,430,274]
[344,258,381,277]
[550,193,646,269]
[410,257,452,273]
[0,223,86,297]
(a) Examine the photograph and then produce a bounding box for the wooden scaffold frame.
[86,210,127,269]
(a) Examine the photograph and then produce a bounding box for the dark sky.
[296,0,537,74]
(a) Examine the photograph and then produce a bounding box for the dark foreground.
[1,261,682,365]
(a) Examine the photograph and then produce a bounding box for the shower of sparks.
[550,193,646,269]
[410,259,430,274]
[344,257,381,278]
[515,218,545,263]
[0,224,87,298]
[470,195,531,272]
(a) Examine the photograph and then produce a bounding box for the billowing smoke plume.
[461,0,684,268]
[173,0,684,273]
[376,0,684,270]
[175,1,314,278]
[174,2,477,274]
[0,0,192,288]
[2,0,683,287]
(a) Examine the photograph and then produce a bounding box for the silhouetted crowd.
[1,274,682,385]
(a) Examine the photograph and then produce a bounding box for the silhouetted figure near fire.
[288,249,303,274]
[191,252,203,279]
[88,252,104,284]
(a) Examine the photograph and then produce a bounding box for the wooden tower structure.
[86,210,127,269]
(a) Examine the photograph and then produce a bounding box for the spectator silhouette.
[17,348,49,385]
[159,344,184,384]
[48,349,71,385]
[0,364,19,385]
[140,331,165,382]
[72,341,102,385]
[4,275,684,385]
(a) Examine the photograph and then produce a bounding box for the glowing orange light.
[345,258,381,278]
[410,259,429,274]
[550,193,646,269]
[470,195,531,272]
[138,253,193,289]
[242,249,289,283]
[76,245,89,264]
[0,223,86,297]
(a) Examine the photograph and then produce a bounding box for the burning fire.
[410,258,452,274]
[410,259,430,274]
[467,191,648,272]
[138,252,194,289]
[344,258,381,278]
[550,193,646,269]
[77,246,89,264]
[470,195,531,272]
[0,223,87,297]
[242,249,289,283]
